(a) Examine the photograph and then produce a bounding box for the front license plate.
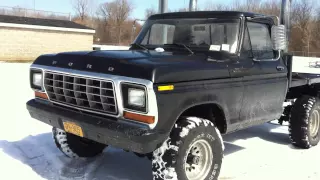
[63,122,84,137]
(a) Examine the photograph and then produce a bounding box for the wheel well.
[287,85,320,99]
[178,104,227,134]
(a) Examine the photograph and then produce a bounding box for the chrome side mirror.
[271,25,287,51]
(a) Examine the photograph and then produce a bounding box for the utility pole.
[33,0,36,16]
[158,0,168,14]
[158,0,168,44]
[189,0,198,11]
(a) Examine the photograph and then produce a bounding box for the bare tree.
[204,0,230,11]
[145,6,157,19]
[98,0,133,45]
[232,0,242,10]
[313,8,320,52]
[206,0,278,14]
[177,8,189,12]
[229,0,264,12]
[71,0,90,22]
[245,0,262,12]
[11,6,27,17]
[292,0,316,55]
[259,0,280,16]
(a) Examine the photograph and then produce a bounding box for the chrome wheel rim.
[185,139,213,180]
[310,109,320,137]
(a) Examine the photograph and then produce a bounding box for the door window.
[240,25,253,58]
[247,22,274,59]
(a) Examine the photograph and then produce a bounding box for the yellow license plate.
[63,122,84,137]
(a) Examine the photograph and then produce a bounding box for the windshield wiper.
[164,43,194,55]
[130,43,148,51]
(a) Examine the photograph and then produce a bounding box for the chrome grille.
[44,71,117,115]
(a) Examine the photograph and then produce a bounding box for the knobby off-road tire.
[289,96,320,149]
[53,127,107,158]
[152,117,224,180]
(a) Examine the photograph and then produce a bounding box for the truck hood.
[33,50,230,83]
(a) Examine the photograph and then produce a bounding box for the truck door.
[230,21,288,128]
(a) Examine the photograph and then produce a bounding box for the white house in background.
[0,14,95,61]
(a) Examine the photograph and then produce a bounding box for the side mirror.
[271,25,287,51]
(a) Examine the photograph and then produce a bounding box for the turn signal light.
[35,91,48,99]
[123,111,155,124]
[158,85,174,91]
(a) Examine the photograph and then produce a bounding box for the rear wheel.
[289,96,320,149]
[53,127,107,158]
[152,117,224,180]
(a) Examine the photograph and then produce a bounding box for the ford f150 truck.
[26,0,319,179]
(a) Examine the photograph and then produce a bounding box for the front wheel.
[53,127,107,158]
[152,117,224,180]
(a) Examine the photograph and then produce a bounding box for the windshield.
[135,18,241,54]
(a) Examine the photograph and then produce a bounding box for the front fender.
[153,82,242,133]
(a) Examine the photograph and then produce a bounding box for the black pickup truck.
[26,1,320,180]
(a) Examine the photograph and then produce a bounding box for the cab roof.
[148,11,266,20]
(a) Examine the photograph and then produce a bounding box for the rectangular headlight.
[121,83,147,113]
[128,88,145,107]
[30,69,43,91]
[33,73,43,87]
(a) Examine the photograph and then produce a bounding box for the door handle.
[232,67,247,73]
[232,68,242,73]
[276,66,285,71]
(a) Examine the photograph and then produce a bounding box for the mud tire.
[289,96,320,149]
[53,127,107,158]
[152,117,224,180]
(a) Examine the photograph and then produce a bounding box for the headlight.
[33,73,43,87]
[128,88,145,107]
[121,83,147,112]
[30,69,43,90]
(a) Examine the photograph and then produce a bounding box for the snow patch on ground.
[0,63,320,180]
